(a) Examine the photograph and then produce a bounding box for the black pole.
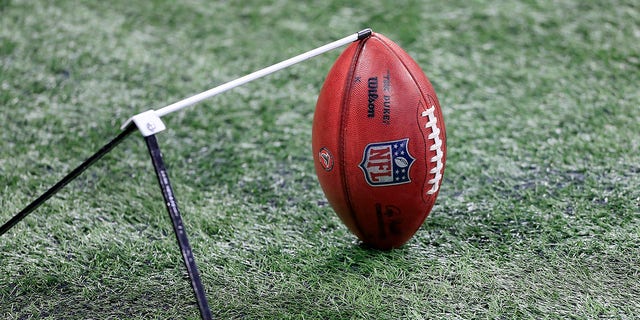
[144,134,212,320]
[0,125,137,236]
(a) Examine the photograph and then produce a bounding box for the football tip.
[357,28,373,40]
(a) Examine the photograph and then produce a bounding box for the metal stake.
[144,134,212,320]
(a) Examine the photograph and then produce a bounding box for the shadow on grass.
[224,242,421,318]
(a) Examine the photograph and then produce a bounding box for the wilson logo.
[367,77,378,118]
[359,138,414,186]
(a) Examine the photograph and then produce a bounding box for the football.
[312,32,446,250]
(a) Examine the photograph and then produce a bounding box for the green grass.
[1,0,639,318]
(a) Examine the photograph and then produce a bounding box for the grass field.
[1,0,639,319]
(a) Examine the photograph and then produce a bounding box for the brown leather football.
[312,32,446,249]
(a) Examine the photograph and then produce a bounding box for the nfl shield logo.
[359,138,415,186]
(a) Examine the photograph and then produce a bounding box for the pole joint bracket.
[122,110,166,137]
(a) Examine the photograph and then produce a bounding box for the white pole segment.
[154,29,369,118]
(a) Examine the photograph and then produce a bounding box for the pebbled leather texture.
[312,33,446,250]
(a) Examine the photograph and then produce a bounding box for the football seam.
[374,35,445,196]
[338,37,369,239]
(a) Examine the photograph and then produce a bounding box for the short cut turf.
[1,0,639,318]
